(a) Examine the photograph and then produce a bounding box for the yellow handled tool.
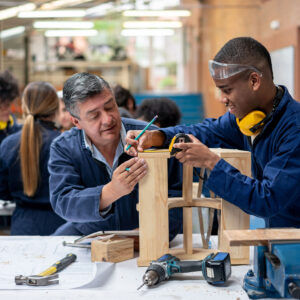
[38,253,77,277]
[169,133,192,155]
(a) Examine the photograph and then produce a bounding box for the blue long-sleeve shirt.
[48,118,183,238]
[160,86,300,228]
[0,114,22,145]
[0,120,65,235]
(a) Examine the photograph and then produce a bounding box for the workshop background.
[0,0,299,234]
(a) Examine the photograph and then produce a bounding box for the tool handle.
[55,253,77,272]
[38,253,77,276]
[176,261,203,273]
[125,115,158,150]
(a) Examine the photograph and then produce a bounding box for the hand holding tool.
[138,252,231,290]
[15,253,76,286]
[168,133,192,155]
[126,115,158,151]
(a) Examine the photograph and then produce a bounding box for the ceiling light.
[121,29,175,37]
[40,0,93,10]
[45,29,98,37]
[0,3,36,21]
[122,10,191,17]
[0,26,25,39]
[85,2,114,16]
[123,21,182,29]
[18,10,86,18]
[33,21,94,29]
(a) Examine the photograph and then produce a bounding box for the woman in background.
[0,70,21,145]
[58,98,73,131]
[0,81,65,235]
[57,90,73,131]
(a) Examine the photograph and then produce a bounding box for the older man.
[125,37,300,229]
[49,72,182,238]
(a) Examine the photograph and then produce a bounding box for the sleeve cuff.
[99,204,113,217]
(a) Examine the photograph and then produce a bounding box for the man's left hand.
[173,135,220,170]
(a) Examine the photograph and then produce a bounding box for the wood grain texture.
[168,198,222,209]
[91,237,134,263]
[137,155,169,266]
[223,229,300,246]
[218,150,251,264]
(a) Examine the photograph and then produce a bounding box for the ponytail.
[20,114,42,196]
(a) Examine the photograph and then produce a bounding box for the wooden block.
[91,236,134,263]
[223,229,300,246]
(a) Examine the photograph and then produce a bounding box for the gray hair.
[62,72,111,118]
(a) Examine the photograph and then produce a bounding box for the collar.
[83,123,126,176]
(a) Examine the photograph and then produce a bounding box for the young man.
[0,70,21,144]
[48,72,182,238]
[125,37,300,229]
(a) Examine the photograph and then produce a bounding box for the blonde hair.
[20,81,59,197]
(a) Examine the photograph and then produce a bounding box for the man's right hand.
[125,130,165,156]
[100,157,147,210]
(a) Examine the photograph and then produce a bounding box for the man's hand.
[125,130,165,156]
[173,135,220,170]
[100,157,148,210]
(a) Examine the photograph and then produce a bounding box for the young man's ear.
[249,72,261,91]
[71,116,82,129]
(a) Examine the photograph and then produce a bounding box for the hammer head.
[15,274,59,286]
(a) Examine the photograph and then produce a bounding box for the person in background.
[0,81,65,235]
[113,84,136,118]
[0,70,22,145]
[57,91,73,131]
[48,72,182,239]
[135,97,181,128]
[125,37,300,229]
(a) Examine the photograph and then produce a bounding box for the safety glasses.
[209,60,262,80]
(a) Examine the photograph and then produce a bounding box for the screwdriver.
[38,253,77,277]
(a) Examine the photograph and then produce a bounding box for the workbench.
[0,235,254,299]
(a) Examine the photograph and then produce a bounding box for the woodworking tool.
[168,133,192,155]
[126,114,158,150]
[15,274,59,286]
[15,253,76,286]
[244,243,300,299]
[137,252,231,290]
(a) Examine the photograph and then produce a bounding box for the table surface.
[0,234,252,300]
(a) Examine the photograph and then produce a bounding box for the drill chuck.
[143,263,167,287]
[143,270,159,286]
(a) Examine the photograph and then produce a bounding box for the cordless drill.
[138,252,231,290]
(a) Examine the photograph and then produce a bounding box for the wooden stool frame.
[137,149,251,266]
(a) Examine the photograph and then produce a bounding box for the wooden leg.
[138,156,169,266]
[183,164,193,254]
[198,207,208,248]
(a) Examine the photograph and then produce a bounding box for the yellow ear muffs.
[0,115,14,130]
[236,110,266,136]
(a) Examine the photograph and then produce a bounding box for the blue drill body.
[140,252,231,289]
